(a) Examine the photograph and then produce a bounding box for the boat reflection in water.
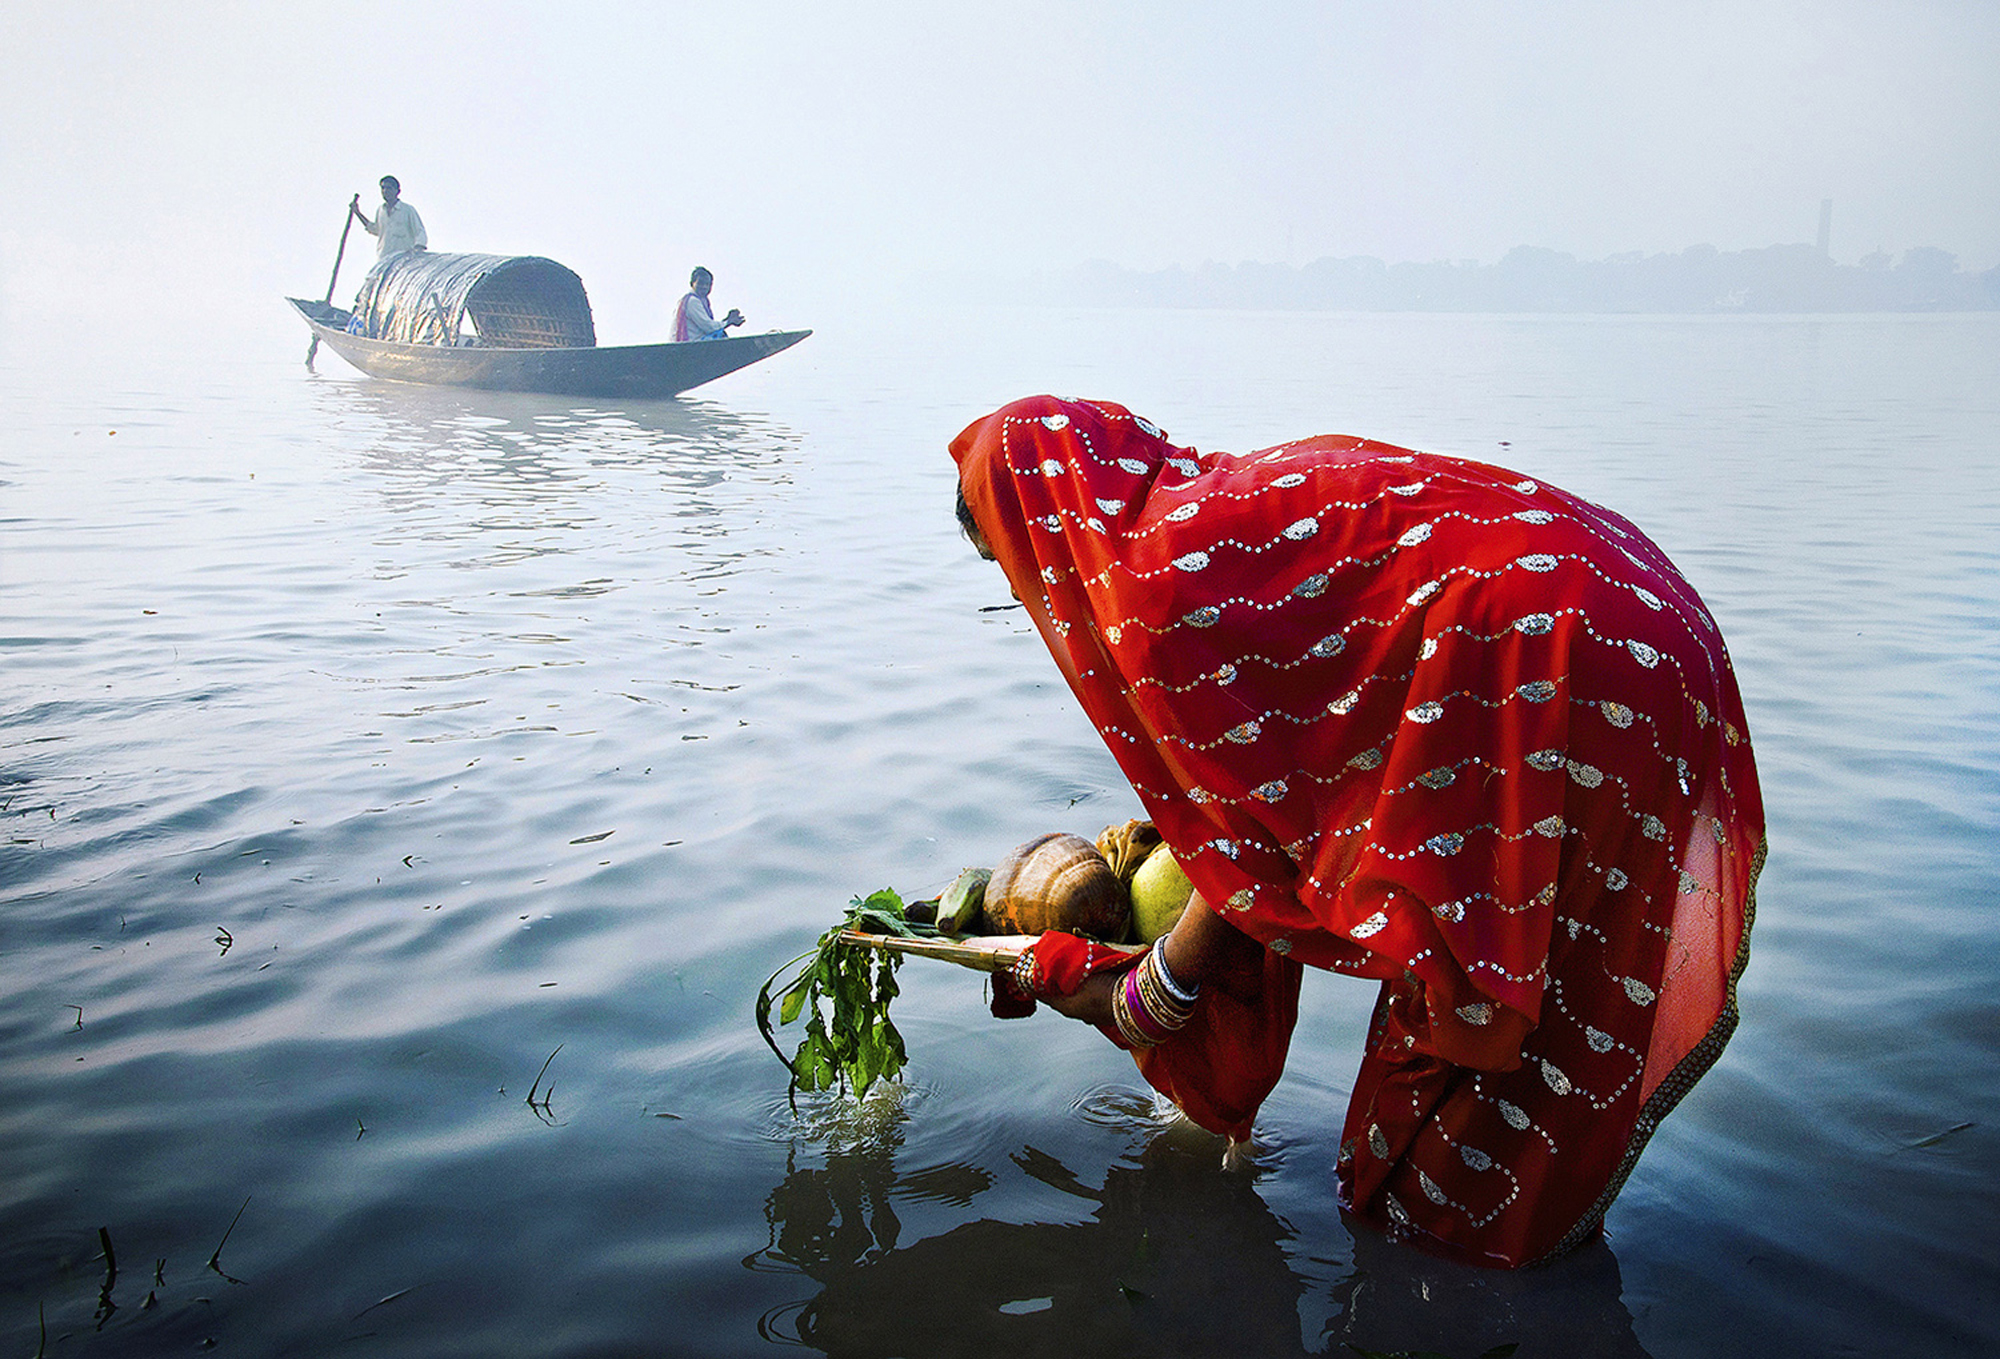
[309,377,798,492]
[304,377,801,617]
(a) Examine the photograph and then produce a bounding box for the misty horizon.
[968,236,1997,313]
[2,5,1995,342]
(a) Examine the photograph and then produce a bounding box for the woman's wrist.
[1157,891,1230,992]
[1111,945,1202,1049]
[1151,944,1200,1004]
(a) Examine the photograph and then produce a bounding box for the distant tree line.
[1024,243,1996,312]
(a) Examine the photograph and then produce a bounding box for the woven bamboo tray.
[834,929,1143,973]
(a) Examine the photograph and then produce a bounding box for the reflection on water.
[750,1098,1648,1358]
[1329,1234,1648,1359]
[313,380,797,573]
[751,1103,1313,1357]
[315,378,795,493]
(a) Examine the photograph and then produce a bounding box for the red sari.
[952,396,1763,1267]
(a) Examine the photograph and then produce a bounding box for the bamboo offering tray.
[834,929,1144,973]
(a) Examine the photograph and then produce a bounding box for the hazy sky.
[3,2,1995,339]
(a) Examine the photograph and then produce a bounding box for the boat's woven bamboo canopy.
[351,252,596,348]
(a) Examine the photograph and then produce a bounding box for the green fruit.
[936,867,991,935]
[1130,847,1194,944]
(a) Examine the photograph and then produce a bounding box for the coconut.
[1130,846,1195,944]
[982,832,1130,940]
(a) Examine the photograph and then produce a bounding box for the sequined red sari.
[952,396,1763,1267]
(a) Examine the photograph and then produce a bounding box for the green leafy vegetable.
[757,889,938,1107]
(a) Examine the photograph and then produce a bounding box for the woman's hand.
[1042,970,1118,1026]
[1036,892,1241,1032]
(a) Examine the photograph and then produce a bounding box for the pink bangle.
[1128,968,1178,1044]
[1111,970,1162,1048]
[1112,949,1199,1049]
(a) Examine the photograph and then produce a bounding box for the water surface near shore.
[2,309,1996,1356]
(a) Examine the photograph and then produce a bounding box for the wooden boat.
[289,250,809,399]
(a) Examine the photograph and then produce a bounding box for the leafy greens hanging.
[756,889,938,1107]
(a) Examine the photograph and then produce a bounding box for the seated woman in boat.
[951,396,1764,1268]
[673,267,745,341]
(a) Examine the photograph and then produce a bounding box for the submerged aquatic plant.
[757,889,937,1108]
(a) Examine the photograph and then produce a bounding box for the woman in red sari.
[952,396,1763,1268]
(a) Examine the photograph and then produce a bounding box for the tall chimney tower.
[1817,199,1833,257]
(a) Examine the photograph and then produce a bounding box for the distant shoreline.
[977,244,1998,313]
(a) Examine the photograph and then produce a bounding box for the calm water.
[3,308,1996,1357]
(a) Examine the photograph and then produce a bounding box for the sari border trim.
[1529,832,1767,1266]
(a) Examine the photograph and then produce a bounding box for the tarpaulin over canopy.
[350,252,596,349]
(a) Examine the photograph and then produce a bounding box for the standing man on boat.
[673,267,744,341]
[349,176,427,259]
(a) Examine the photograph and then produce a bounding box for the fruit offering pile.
[757,821,1196,1105]
[910,820,1195,946]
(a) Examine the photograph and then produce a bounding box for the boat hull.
[289,299,809,399]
